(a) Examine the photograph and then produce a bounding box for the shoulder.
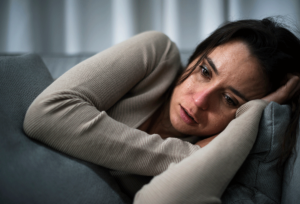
[140,31,179,51]
[131,31,181,76]
[136,31,172,44]
[128,31,180,62]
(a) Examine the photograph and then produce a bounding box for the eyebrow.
[204,56,219,75]
[229,86,249,102]
[204,56,249,102]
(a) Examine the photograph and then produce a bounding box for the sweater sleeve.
[23,31,200,176]
[134,99,268,204]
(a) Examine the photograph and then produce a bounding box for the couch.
[1,53,299,204]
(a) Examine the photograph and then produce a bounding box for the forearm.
[134,100,268,203]
[196,135,218,147]
[24,96,199,175]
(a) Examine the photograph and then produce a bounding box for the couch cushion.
[221,102,291,204]
[39,54,94,79]
[0,54,130,204]
[281,120,300,203]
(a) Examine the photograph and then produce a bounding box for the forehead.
[207,40,269,99]
[209,40,256,74]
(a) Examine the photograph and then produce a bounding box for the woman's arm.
[196,135,218,148]
[134,100,268,204]
[23,31,200,176]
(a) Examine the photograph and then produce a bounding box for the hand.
[262,74,300,104]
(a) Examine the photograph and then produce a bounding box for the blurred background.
[0,0,300,67]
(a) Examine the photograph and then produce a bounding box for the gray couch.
[1,53,299,204]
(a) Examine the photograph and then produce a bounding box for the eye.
[224,94,237,107]
[200,65,210,78]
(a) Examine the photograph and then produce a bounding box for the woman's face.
[169,40,269,137]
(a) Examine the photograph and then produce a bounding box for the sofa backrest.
[0,54,130,204]
[281,121,300,204]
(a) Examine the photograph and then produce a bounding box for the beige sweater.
[23,31,267,203]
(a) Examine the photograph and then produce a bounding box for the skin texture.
[168,40,270,137]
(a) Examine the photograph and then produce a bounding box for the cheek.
[171,79,194,102]
[169,75,238,136]
[179,78,194,94]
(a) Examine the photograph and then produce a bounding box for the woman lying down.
[23,17,300,203]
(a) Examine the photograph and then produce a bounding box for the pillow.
[281,120,300,203]
[0,54,131,204]
[221,102,291,204]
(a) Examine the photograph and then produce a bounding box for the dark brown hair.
[177,17,300,168]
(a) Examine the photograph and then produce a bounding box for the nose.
[193,88,213,110]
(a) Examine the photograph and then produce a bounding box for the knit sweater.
[23,31,268,203]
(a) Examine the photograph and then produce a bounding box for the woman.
[23,17,300,203]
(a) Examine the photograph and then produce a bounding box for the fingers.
[262,74,300,104]
[286,75,300,100]
[290,80,300,97]
[271,75,297,103]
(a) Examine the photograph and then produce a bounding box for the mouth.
[180,105,198,125]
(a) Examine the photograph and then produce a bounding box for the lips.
[180,106,198,125]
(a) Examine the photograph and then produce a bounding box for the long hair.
[177,17,300,169]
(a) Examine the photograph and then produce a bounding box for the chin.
[171,119,202,136]
[169,106,229,137]
[171,118,224,137]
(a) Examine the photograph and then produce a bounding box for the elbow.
[23,92,61,140]
[23,98,47,140]
[23,90,100,143]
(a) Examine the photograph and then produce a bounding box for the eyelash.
[200,65,210,78]
[199,65,237,107]
[224,94,237,106]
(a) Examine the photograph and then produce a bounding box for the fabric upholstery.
[221,102,291,203]
[0,54,130,204]
[40,54,94,79]
[281,120,300,204]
